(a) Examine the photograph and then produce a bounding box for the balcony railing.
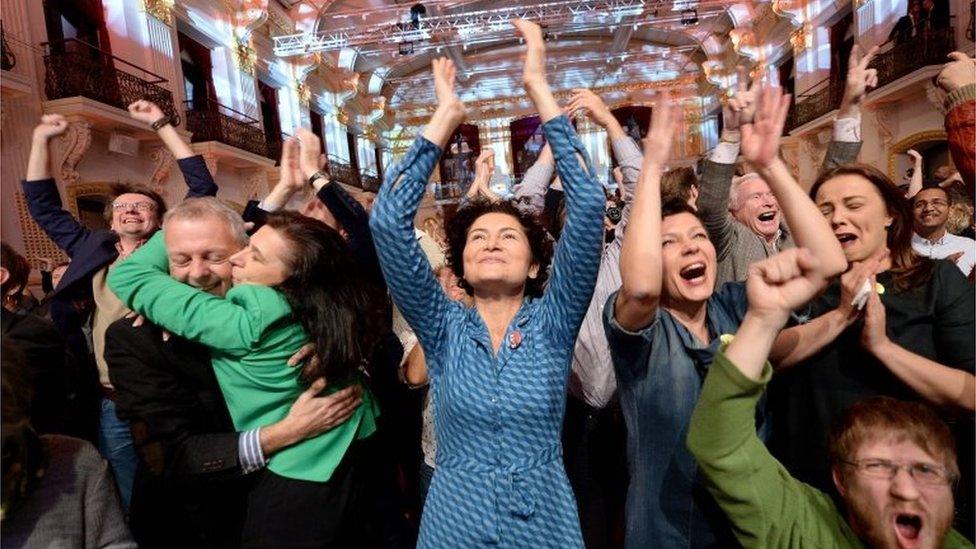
[787,27,955,131]
[874,27,955,88]
[360,171,381,192]
[787,77,843,131]
[185,98,269,158]
[43,39,179,124]
[327,155,362,189]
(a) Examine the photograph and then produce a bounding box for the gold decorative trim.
[235,42,257,76]
[144,0,175,25]
[887,130,949,179]
[296,80,311,108]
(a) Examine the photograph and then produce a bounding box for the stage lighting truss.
[272,0,752,57]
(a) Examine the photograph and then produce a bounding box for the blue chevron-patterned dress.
[370,115,606,548]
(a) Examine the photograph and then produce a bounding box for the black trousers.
[562,395,629,549]
[241,438,381,549]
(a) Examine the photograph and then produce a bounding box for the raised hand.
[936,51,976,93]
[907,149,922,163]
[724,66,758,131]
[641,97,679,168]
[127,100,166,125]
[432,57,465,125]
[739,86,791,170]
[280,137,306,191]
[32,114,69,141]
[295,128,325,182]
[839,45,879,115]
[568,88,615,128]
[512,19,546,90]
[745,247,824,327]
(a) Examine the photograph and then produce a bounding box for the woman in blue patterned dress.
[369,20,605,548]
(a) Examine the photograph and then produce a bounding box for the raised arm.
[905,149,924,198]
[128,100,218,198]
[612,99,678,331]
[697,72,756,258]
[294,128,383,283]
[819,46,877,176]
[23,114,94,257]
[567,87,642,217]
[938,52,976,197]
[513,20,605,343]
[740,86,848,278]
[513,143,555,214]
[107,232,292,355]
[688,248,832,547]
[369,58,461,361]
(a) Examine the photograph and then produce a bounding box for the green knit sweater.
[108,231,377,482]
[687,346,973,548]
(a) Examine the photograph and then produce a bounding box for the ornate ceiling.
[267,0,799,129]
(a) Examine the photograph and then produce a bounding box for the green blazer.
[108,231,377,482]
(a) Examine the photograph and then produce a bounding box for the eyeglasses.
[913,199,948,210]
[842,459,956,486]
[112,202,157,212]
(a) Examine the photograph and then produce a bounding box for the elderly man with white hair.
[698,47,877,286]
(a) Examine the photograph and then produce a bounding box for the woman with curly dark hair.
[370,20,605,548]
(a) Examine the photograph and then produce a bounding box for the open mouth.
[836,233,857,246]
[680,262,707,283]
[894,513,922,546]
[758,212,776,223]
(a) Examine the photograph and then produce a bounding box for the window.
[44,0,109,56]
[258,80,282,141]
[346,130,360,175]
[178,31,215,110]
[310,109,328,157]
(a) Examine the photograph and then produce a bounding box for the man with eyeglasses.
[22,101,218,510]
[911,184,976,278]
[686,246,972,548]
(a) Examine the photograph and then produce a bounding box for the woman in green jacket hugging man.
[108,207,382,547]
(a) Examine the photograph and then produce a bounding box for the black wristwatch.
[308,170,330,187]
[151,116,172,131]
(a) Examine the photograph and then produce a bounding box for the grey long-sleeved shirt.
[515,137,643,408]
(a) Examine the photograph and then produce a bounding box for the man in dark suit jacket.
[105,197,363,548]
[23,102,219,508]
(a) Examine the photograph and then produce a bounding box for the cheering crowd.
[2,18,974,549]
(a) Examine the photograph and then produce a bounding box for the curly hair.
[444,198,553,298]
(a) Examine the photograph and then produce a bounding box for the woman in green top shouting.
[108,204,382,547]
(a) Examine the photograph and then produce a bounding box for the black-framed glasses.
[112,202,157,212]
[842,458,956,486]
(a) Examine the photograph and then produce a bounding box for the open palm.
[740,86,791,169]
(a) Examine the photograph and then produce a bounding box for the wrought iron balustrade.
[874,27,955,89]
[787,27,955,131]
[43,39,179,124]
[786,78,843,131]
[360,171,380,192]
[327,155,361,189]
[185,98,268,158]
